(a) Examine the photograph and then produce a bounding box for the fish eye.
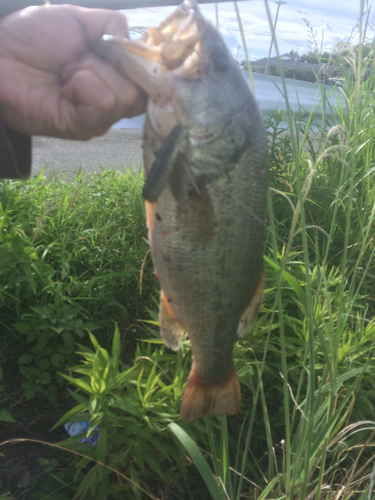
[210,49,230,72]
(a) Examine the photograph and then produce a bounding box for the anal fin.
[237,270,264,337]
[159,290,184,351]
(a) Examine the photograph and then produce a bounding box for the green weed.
[0,169,157,400]
[46,326,191,499]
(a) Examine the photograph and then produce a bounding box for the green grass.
[0,168,157,400]
[2,1,375,498]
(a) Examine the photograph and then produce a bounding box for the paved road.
[32,129,143,177]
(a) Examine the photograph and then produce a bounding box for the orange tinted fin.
[180,365,241,422]
[237,270,264,337]
[145,201,155,237]
[159,291,184,351]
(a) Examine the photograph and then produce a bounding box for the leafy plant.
[12,291,97,400]
[46,325,190,499]
[0,363,15,423]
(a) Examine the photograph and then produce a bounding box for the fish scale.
[152,140,267,361]
[96,0,268,421]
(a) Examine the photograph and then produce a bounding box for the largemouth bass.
[96,0,268,422]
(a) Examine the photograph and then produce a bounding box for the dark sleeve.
[0,120,31,179]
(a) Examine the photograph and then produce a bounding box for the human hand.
[0,5,146,139]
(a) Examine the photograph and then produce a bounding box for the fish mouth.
[140,0,204,72]
[96,0,206,94]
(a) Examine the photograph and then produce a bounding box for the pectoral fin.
[142,125,188,203]
[159,290,184,351]
[145,201,155,232]
[237,270,264,337]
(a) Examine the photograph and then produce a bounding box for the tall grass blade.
[169,423,226,500]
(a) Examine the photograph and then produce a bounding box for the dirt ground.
[0,368,68,497]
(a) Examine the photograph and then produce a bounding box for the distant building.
[241,54,343,84]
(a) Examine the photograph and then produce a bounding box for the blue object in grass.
[64,421,99,445]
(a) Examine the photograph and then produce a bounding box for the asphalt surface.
[32,129,143,177]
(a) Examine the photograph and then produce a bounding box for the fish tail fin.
[159,290,184,351]
[180,365,241,422]
[237,270,264,337]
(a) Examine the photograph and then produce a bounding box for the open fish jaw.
[96,0,268,421]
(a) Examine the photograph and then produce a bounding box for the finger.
[63,56,147,116]
[61,66,146,140]
[68,6,130,42]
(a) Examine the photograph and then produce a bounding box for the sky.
[121,0,374,61]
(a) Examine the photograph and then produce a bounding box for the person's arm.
[0,6,31,180]
[0,5,31,180]
[0,121,31,179]
[0,5,146,179]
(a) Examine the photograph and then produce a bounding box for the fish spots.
[162,252,171,262]
[167,297,172,303]
[156,213,162,221]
